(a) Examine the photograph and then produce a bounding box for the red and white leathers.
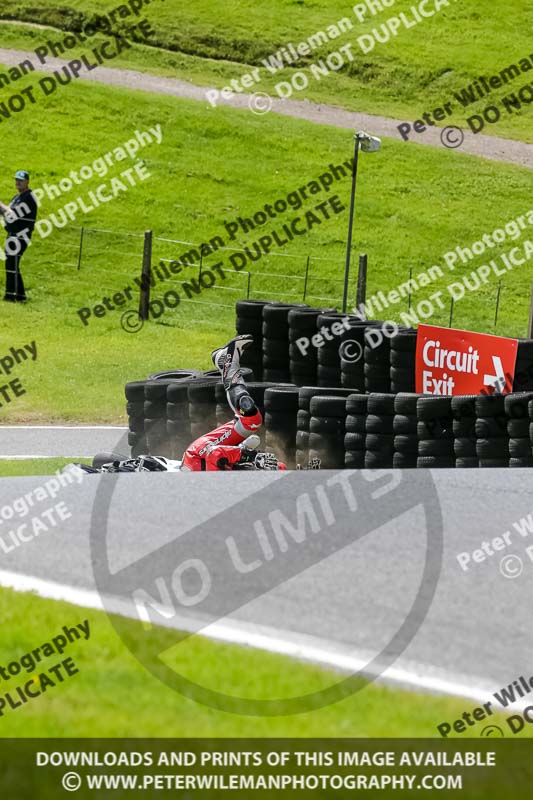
[181,408,263,471]
[182,334,288,471]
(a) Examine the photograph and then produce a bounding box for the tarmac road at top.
[0,465,532,711]
[0,46,531,169]
[0,425,128,459]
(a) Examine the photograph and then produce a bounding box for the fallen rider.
[72,335,320,473]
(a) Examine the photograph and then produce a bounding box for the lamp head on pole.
[341,131,380,313]
[355,131,382,153]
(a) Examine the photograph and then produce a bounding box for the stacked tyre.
[364,323,390,393]
[390,328,417,393]
[308,395,347,469]
[296,386,353,467]
[127,370,200,456]
[339,319,367,391]
[235,299,271,380]
[452,395,478,467]
[365,393,395,468]
[506,393,533,467]
[344,393,368,468]
[417,396,455,468]
[126,370,201,457]
[296,397,311,467]
[144,380,176,458]
[316,312,346,387]
[264,386,300,468]
[393,392,419,468]
[147,369,200,382]
[529,398,533,466]
[475,394,509,467]
[513,340,533,393]
[188,379,219,441]
[125,380,148,457]
[289,307,334,386]
[166,382,193,460]
[263,303,306,383]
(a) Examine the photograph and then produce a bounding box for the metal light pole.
[342,131,381,313]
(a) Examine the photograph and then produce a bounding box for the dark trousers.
[4,236,29,301]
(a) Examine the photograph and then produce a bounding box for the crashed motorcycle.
[70,437,320,474]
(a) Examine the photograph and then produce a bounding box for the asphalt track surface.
[0,425,128,458]
[0,438,532,708]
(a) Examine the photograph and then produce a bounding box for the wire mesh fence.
[14,223,531,338]
[18,225,145,304]
[20,226,81,281]
[146,236,354,327]
[361,264,531,339]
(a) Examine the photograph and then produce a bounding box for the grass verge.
[0,586,517,737]
[0,458,89,477]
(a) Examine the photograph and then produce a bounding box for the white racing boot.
[211,334,254,389]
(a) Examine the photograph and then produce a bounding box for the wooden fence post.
[138,230,152,321]
[77,227,84,271]
[355,253,367,314]
[528,283,533,338]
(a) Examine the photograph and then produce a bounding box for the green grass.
[0,0,532,141]
[0,586,518,737]
[0,67,530,425]
[0,458,89,476]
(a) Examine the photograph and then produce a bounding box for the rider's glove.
[239,447,258,464]
[253,451,280,470]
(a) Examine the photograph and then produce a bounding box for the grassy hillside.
[0,0,532,141]
[0,65,530,423]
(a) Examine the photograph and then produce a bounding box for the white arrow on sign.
[483,356,507,392]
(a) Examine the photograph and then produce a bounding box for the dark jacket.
[4,189,38,237]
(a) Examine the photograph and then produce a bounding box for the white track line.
[0,568,517,712]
